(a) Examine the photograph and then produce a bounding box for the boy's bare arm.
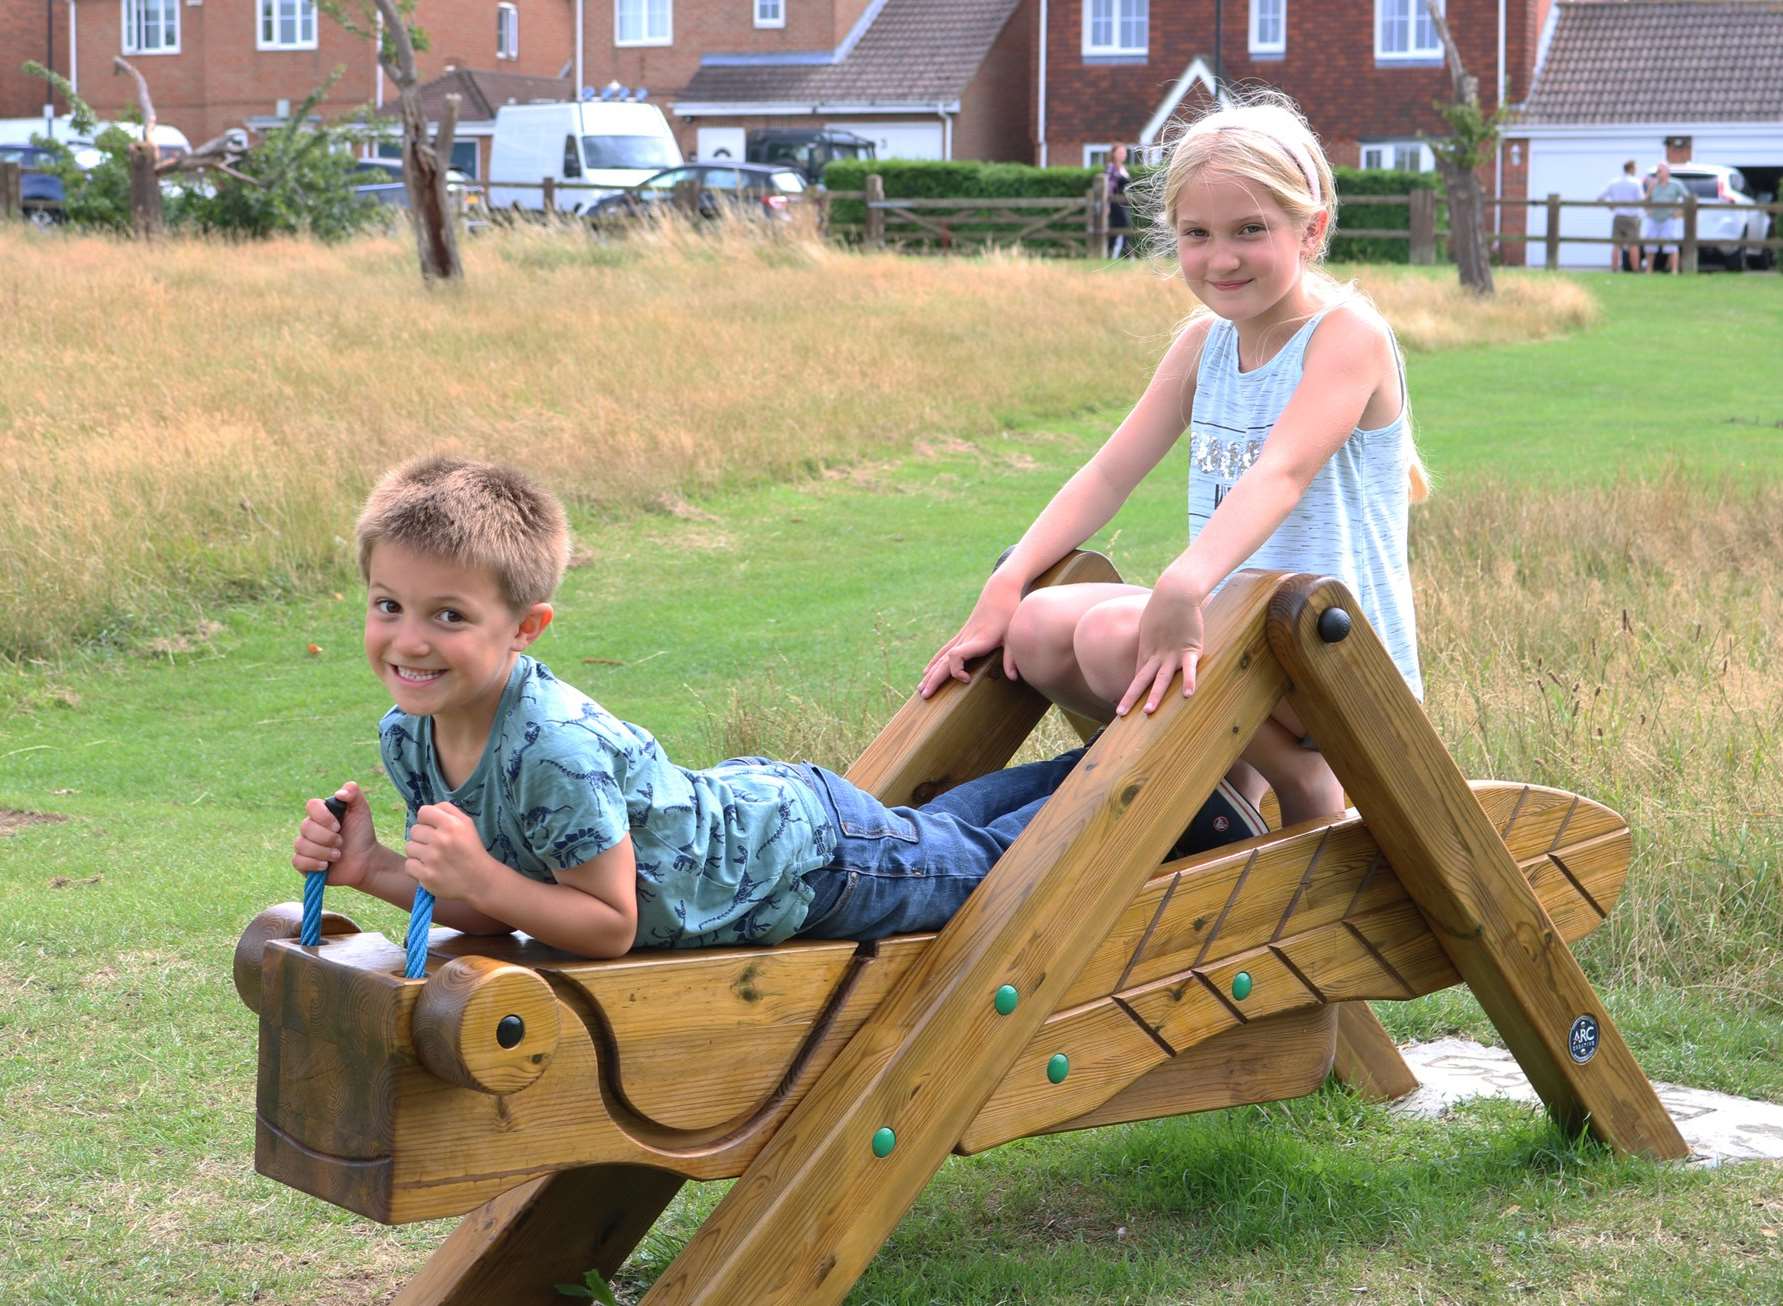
[403,801,639,958]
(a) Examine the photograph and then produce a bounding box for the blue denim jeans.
[794,747,1087,941]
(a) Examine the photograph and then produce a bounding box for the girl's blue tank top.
[1188,307,1423,699]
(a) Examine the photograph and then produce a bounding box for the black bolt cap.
[496,1014,525,1048]
[1317,606,1352,643]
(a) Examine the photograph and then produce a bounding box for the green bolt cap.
[1232,971,1253,1001]
[1047,1053,1070,1084]
[871,1127,896,1158]
[994,984,1019,1015]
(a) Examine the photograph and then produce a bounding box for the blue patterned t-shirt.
[378,656,834,948]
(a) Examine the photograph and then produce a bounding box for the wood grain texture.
[1267,573,1685,1161]
[411,957,562,1096]
[1331,1003,1420,1102]
[392,1164,686,1306]
[637,570,1289,1306]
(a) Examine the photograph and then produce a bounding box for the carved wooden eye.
[412,956,561,1095]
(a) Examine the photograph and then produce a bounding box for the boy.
[292,456,1265,958]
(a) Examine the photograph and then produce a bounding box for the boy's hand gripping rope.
[300,795,434,980]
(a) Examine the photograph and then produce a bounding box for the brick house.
[663,0,1032,163]
[1036,1,1546,166]
[2,0,575,159]
[1503,0,1783,267]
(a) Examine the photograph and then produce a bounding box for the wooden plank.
[962,804,1627,1150]
[637,570,1290,1305]
[394,1165,685,1306]
[846,549,1120,806]
[1331,1003,1421,1102]
[1034,1007,1337,1138]
[1267,574,1686,1160]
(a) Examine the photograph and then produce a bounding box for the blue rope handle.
[300,794,432,979]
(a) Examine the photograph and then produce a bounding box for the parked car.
[587,162,807,225]
[350,159,483,224]
[745,127,876,186]
[488,101,683,213]
[1646,163,1775,270]
[0,142,65,227]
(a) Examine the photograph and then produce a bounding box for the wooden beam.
[1266,574,1686,1161]
[1331,1003,1420,1102]
[638,571,1290,1305]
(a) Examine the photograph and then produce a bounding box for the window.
[1249,0,1285,55]
[1084,144,1113,169]
[1360,140,1433,172]
[1084,0,1147,56]
[616,0,672,46]
[258,0,317,50]
[497,3,518,59]
[1375,0,1442,60]
[755,0,784,29]
[123,0,179,54]
[563,135,584,179]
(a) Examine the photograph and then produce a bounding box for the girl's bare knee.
[1007,592,1080,684]
[1072,599,1141,702]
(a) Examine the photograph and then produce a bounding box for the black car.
[1,143,67,227]
[746,128,875,185]
[588,162,807,224]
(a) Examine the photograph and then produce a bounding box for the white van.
[488,101,682,212]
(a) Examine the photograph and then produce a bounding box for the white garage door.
[1526,126,1783,267]
[843,121,945,161]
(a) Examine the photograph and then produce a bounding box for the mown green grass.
[3,269,1781,1304]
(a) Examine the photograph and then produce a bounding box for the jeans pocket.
[797,869,857,936]
[813,769,919,843]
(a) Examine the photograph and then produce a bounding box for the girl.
[918,93,1428,830]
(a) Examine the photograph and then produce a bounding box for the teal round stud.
[1046,1053,1070,1084]
[994,984,1019,1015]
[1231,971,1253,1001]
[871,1126,896,1158]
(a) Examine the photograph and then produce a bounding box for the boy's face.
[363,540,550,728]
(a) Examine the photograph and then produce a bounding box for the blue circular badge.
[1568,1014,1600,1064]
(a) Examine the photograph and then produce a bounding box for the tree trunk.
[396,88,462,283]
[373,0,462,285]
[1435,158,1493,294]
[128,141,165,238]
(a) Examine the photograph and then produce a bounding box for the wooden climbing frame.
[235,558,1686,1306]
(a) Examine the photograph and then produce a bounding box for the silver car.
[1649,164,1775,270]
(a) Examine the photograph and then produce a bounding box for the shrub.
[823,157,1443,263]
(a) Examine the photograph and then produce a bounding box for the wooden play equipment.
[236,558,1687,1305]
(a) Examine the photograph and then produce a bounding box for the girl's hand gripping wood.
[1116,571,1207,718]
[918,572,1024,698]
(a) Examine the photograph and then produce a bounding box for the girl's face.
[1174,170,1323,324]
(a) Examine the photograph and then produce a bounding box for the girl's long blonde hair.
[1141,89,1431,502]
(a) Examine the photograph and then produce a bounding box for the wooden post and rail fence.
[8,157,1776,273]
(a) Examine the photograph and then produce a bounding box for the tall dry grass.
[2,222,1592,661]
[709,478,1783,1004]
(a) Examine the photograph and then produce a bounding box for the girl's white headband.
[1188,120,1322,203]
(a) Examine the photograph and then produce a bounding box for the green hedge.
[823,158,1444,262]
[823,159,1109,249]
[1329,167,1445,264]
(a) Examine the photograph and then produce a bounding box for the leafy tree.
[21,62,137,232]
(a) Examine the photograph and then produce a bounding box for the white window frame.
[257,0,318,52]
[1083,0,1148,57]
[616,0,672,47]
[122,0,179,55]
[497,2,519,59]
[1083,143,1113,168]
[1249,0,1285,55]
[1359,139,1434,172]
[754,0,785,29]
[1374,0,1443,60]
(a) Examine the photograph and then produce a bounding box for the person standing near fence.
[1598,160,1646,272]
[1105,144,1133,257]
[1644,162,1691,274]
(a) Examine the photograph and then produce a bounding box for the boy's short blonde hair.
[355,456,570,610]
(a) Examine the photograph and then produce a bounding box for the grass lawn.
[2,267,1780,1304]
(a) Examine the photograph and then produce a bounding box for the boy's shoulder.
[497,658,664,784]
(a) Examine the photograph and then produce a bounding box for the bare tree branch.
[112,56,158,135]
[433,92,460,160]
[370,0,420,90]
